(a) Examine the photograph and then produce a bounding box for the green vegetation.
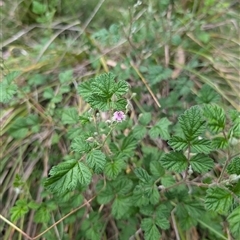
[1,0,239,239]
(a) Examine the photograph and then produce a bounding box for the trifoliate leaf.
[10,199,29,222]
[139,112,152,125]
[178,106,206,141]
[227,157,240,175]
[228,206,240,239]
[134,168,152,183]
[86,150,106,174]
[141,218,161,240]
[191,138,212,153]
[160,152,188,172]
[150,161,165,178]
[196,84,220,104]
[190,154,214,173]
[112,196,131,219]
[44,159,92,194]
[61,108,79,124]
[168,136,188,151]
[205,187,233,213]
[203,104,225,133]
[149,117,171,140]
[104,159,125,179]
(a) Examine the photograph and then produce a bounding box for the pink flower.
[112,111,126,122]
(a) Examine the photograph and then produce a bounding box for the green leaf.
[149,161,165,178]
[114,80,128,96]
[168,136,188,151]
[120,135,137,157]
[161,175,176,187]
[91,72,116,98]
[61,108,79,124]
[59,69,73,83]
[205,187,233,213]
[228,206,240,239]
[112,98,127,110]
[138,112,152,125]
[134,168,152,183]
[196,84,220,104]
[97,184,115,204]
[132,185,150,206]
[160,152,188,172]
[104,159,125,179]
[112,196,131,219]
[112,177,133,195]
[141,218,161,240]
[203,104,225,133]
[0,72,19,103]
[88,95,109,110]
[10,199,29,222]
[190,154,214,173]
[44,159,92,194]
[178,106,206,141]
[34,205,51,223]
[149,117,171,140]
[191,138,212,153]
[132,125,147,140]
[43,88,54,99]
[86,150,106,173]
[78,80,94,100]
[32,1,47,14]
[227,157,240,175]
[71,137,91,153]
[8,117,29,139]
[212,137,228,149]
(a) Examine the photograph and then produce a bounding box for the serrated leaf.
[150,161,165,178]
[61,108,79,124]
[203,104,225,133]
[132,125,147,139]
[97,184,115,204]
[0,77,18,103]
[212,137,228,149]
[191,138,212,153]
[228,206,240,239]
[205,187,233,213]
[160,152,188,172]
[71,137,91,153]
[196,84,220,104]
[227,157,240,175]
[155,217,170,230]
[120,135,137,157]
[59,69,73,83]
[161,175,175,187]
[112,177,133,195]
[190,154,214,173]
[104,159,125,179]
[78,80,94,100]
[8,117,29,139]
[114,80,128,96]
[34,205,51,223]
[44,160,92,194]
[132,185,150,206]
[179,106,206,141]
[112,196,131,219]
[86,150,106,173]
[10,199,29,222]
[168,136,188,151]
[141,218,161,240]
[112,98,127,110]
[149,117,171,140]
[134,168,152,183]
[91,72,116,98]
[139,112,152,125]
[88,95,109,110]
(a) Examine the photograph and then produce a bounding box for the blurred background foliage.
[1,0,239,239]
